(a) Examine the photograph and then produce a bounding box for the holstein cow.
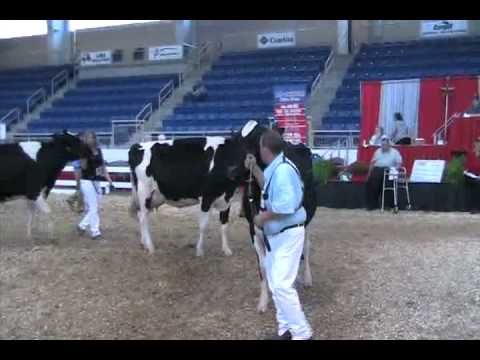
[128,136,247,255]
[239,120,317,312]
[0,131,90,238]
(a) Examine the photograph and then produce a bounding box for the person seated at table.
[466,94,480,114]
[368,126,384,146]
[366,135,403,210]
[390,113,411,145]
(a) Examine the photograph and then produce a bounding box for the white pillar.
[47,20,72,65]
[337,20,349,55]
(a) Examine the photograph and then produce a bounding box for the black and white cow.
[239,120,318,312]
[128,136,247,255]
[129,121,317,313]
[0,131,90,238]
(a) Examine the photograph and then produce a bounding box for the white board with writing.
[410,160,446,183]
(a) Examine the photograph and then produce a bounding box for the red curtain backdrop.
[417,76,478,142]
[359,81,381,143]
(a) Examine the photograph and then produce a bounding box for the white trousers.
[265,226,313,340]
[79,180,102,237]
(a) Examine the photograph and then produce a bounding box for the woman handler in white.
[77,131,113,239]
[245,129,313,340]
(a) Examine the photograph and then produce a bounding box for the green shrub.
[313,159,335,184]
[445,155,465,185]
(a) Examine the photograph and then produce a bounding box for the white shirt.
[372,147,402,168]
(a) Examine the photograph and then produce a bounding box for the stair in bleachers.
[23,74,179,134]
[321,36,480,132]
[0,64,73,130]
[160,46,332,133]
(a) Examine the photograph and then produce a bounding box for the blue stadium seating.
[0,64,73,128]
[25,74,178,134]
[321,36,480,131]
[161,46,331,133]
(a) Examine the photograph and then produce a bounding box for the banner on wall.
[257,32,296,49]
[421,20,469,38]
[80,51,112,66]
[273,84,309,145]
[148,45,184,61]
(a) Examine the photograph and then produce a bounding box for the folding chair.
[381,167,412,213]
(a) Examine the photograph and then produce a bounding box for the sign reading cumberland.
[257,32,296,49]
[149,45,184,61]
[80,51,112,66]
[421,20,469,38]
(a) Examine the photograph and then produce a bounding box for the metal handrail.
[51,69,69,96]
[136,103,153,121]
[310,49,335,93]
[26,87,46,114]
[158,80,174,107]
[432,113,462,144]
[0,108,22,127]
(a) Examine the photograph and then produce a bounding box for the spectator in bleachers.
[390,113,411,145]
[368,126,384,146]
[366,135,403,210]
[185,82,208,102]
[466,94,480,114]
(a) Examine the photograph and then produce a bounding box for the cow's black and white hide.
[238,120,318,312]
[0,131,91,239]
[128,137,247,255]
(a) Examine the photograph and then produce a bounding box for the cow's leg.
[137,182,154,254]
[254,229,269,313]
[303,227,313,287]
[26,199,36,240]
[219,207,233,256]
[129,176,140,219]
[196,209,210,257]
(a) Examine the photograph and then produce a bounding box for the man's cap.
[381,135,390,141]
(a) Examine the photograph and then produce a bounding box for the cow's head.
[51,130,92,161]
[236,120,270,171]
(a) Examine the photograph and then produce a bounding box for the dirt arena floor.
[1,193,480,340]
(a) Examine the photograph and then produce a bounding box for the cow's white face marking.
[204,137,226,171]
[19,142,42,161]
[241,120,258,138]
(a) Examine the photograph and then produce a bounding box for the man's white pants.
[265,226,312,340]
[79,180,102,237]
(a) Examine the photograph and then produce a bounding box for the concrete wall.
[0,34,49,69]
[197,20,337,52]
[75,21,178,66]
[78,62,187,80]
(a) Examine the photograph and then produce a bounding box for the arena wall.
[0,34,50,69]
[197,20,337,52]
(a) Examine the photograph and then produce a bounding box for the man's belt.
[278,223,305,234]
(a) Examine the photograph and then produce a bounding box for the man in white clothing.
[245,129,313,340]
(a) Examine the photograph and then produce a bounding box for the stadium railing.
[26,87,47,114]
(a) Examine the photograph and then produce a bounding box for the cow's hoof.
[196,248,204,257]
[223,247,233,257]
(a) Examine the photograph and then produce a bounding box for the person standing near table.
[77,131,113,240]
[366,135,403,210]
[390,113,411,145]
[245,129,313,340]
